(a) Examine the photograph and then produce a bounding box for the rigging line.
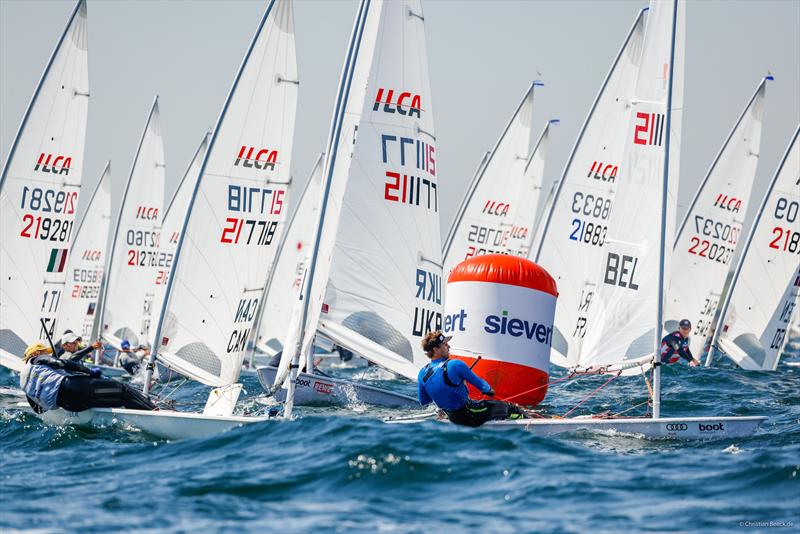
[496,372,581,403]
[607,400,650,419]
[640,364,654,400]
[560,371,621,418]
[154,377,189,404]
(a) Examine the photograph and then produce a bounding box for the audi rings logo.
[666,423,688,432]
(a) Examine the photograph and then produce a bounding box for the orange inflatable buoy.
[445,254,558,407]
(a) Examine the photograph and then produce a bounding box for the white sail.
[152,0,298,387]
[0,0,89,362]
[97,98,165,349]
[442,82,537,273]
[255,153,324,355]
[711,126,800,370]
[284,0,441,382]
[506,119,556,258]
[150,132,209,345]
[580,0,684,373]
[57,162,111,339]
[531,8,647,369]
[666,77,769,356]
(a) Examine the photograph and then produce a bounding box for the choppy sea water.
[1,347,798,533]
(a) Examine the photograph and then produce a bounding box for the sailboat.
[35,0,298,440]
[252,153,324,360]
[530,7,646,370]
[253,154,417,407]
[96,97,165,361]
[147,132,210,381]
[151,132,209,322]
[506,119,557,258]
[0,0,90,373]
[707,126,800,370]
[274,0,441,417]
[666,76,771,358]
[442,82,540,274]
[390,0,766,439]
[56,162,112,355]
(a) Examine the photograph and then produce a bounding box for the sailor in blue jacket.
[660,319,701,366]
[417,331,524,427]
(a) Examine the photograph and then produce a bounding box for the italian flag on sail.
[47,248,68,273]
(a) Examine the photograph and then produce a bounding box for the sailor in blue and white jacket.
[20,342,156,413]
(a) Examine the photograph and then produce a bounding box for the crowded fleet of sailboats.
[1,0,796,441]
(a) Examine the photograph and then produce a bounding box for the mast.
[441,81,541,259]
[653,0,679,419]
[706,124,800,367]
[96,96,159,346]
[284,0,372,419]
[144,0,281,394]
[673,76,773,247]
[533,8,647,262]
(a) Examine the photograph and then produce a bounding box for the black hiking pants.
[445,399,523,427]
[57,376,156,412]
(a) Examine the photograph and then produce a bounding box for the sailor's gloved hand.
[485,388,495,397]
[89,367,102,378]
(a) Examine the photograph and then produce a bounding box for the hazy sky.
[1,0,798,236]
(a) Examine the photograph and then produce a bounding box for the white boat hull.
[37,407,272,440]
[0,350,23,372]
[385,414,767,440]
[257,366,418,408]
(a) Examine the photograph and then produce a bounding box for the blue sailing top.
[417,358,492,411]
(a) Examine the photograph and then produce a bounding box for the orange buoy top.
[448,254,558,297]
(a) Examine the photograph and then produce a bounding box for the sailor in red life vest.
[660,319,701,366]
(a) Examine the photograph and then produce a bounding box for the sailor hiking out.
[20,342,156,414]
[418,331,525,427]
[117,339,150,375]
[55,330,102,363]
[660,319,701,366]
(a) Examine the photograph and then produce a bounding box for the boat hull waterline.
[257,366,418,408]
[385,414,767,440]
[34,406,273,440]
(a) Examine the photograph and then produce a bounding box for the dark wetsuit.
[22,356,156,413]
[118,350,143,375]
[55,343,95,362]
[418,358,523,427]
[660,331,694,364]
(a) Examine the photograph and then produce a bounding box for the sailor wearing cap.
[417,330,524,427]
[19,341,156,414]
[57,331,102,363]
[659,319,701,366]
